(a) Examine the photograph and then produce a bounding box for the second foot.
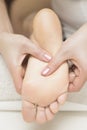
[22,92,67,124]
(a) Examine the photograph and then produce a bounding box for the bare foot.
[22,9,69,123]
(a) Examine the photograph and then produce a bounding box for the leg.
[22,9,69,123]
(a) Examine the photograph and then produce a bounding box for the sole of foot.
[22,8,69,124]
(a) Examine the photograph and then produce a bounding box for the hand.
[42,23,87,92]
[0,32,52,94]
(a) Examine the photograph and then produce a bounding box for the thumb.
[41,42,72,76]
[23,40,52,63]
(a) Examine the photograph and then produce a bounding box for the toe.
[58,93,67,105]
[50,101,59,114]
[45,107,54,121]
[22,100,36,122]
[36,107,47,124]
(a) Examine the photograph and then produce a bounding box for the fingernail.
[44,54,52,61]
[42,68,50,75]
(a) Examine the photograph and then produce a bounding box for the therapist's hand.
[0,33,51,94]
[42,23,87,92]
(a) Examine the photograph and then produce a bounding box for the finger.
[69,74,86,92]
[74,68,80,76]
[23,39,52,62]
[2,54,24,94]
[68,83,75,92]
[41,44,72,76]
[69,72,76,83]
[11,65,24,94]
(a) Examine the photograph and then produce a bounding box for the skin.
[1,0,87,96]
[1,0,87,124]
[42,23,87,92]
[0,0,51,94]
[22,9,69,123]
[9,0,79,93]
[0,32,52,93]
[9,0,69,123]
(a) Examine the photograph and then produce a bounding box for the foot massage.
[0,0,87,125]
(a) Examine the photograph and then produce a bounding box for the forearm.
[0,0,13,33]
[0,0,13,53]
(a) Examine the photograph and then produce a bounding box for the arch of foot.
[22,8,69,124]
